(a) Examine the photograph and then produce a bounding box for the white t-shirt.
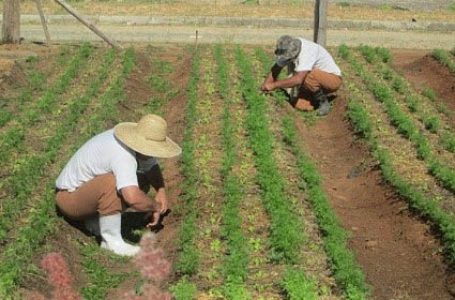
[56,129,157,192]
[293,38,342,76]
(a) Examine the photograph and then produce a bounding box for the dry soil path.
[21,24,455,49]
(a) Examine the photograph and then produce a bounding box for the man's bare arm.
[121,186,156,212]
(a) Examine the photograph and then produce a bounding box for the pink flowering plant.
[26,252,82,300]
[123,232,172,300]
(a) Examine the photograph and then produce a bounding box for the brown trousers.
[302,69,342,93]
[56,173,149,220]
[289,69,343,102]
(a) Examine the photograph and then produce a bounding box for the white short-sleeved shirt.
[56,129,157,192]
[293,38,342,76]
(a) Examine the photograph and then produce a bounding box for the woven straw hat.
[114,114,181,158]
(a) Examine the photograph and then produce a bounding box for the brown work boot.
[294,99,314,111]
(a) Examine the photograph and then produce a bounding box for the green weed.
[170,277,197,300]
[424,116,440,133]
[432,49,455,74]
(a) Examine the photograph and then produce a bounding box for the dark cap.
[275,35,301,67]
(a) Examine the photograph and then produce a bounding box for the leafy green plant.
[235,47,304,263]
[345,85,455,266]
[391,77,407,94]
[422,88,437,102]
[342,45,455,193]
[175,49,201,276]
[170,277,197,300]
[81,244,129,299]
[0,47,131,297]
[281,269,318,300]
[405,96,418,112]
[424,116,440,133]
[432,48,455,74]
[440,132,455,153]
[214,45,250,297]
[281,116,368,299]
[375,47,391,63]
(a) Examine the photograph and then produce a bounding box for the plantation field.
[0,42,454,300]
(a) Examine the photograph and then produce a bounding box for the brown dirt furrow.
[108,45,192,298]
[390,50,455,128]
[288,93,453,299]
[154,47,193,280]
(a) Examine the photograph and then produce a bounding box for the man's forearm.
[130,193,157,212]
[273,71,308,89]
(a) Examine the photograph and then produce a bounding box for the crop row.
[235,47,321,299]
[77,48,136,299]
[432,48,455,74]
[0,44,97,242]
[253,46,369,299]
[358,45,455,155]
[344,74,455,266]
[339,45,455,194]
[235,47,304,263]
[0,44,92,166]
[214,45,250,298]
[0,47,134,298]
[0,56,50,128]
[174,49,201,282]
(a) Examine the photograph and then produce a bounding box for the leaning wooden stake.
[35,0,51,44]
[53,0,123,50]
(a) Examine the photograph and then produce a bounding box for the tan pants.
[302,69,342,93]
[56,173,149,220]
[289,69,342,103]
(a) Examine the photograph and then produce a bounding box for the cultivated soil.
[2,43,455,299]
[390,49,455,128]
[284,93,454,299]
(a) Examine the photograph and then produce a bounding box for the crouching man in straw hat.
[261,35,342,116]
[55,114,181,256]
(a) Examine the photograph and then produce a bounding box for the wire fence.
[137,0,453,11]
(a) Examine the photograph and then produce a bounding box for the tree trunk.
[2,0,21,44]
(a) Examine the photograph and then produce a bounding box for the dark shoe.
[314,89,330,116]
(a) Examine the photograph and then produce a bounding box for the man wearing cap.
[261,35,342,116]
[55,114,181,256]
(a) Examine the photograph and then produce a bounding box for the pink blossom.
[25,291,46,300]
[40,252,82,300]
[134,233,171,282]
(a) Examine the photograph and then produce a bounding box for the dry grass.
[18,1,455,22]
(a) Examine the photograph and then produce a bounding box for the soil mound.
[391,51,455,126]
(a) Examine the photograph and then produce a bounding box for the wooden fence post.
[313,0,328,47]
[2,0,21,44]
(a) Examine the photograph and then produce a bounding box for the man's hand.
[146,188,168,228]
[155,188,168,214]
[261,81,276,92]
[146,211,161,228]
